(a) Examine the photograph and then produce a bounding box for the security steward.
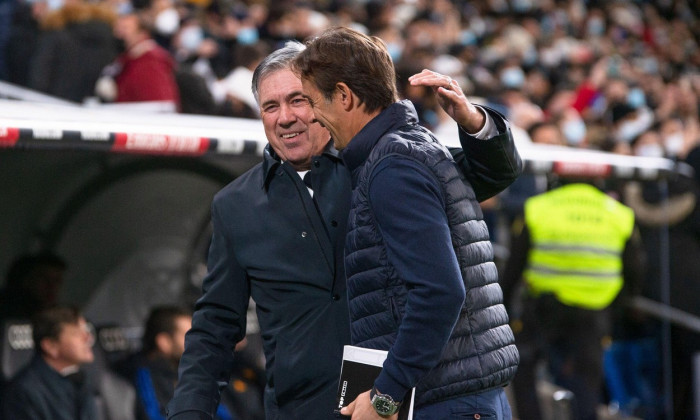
[501,180,643,420]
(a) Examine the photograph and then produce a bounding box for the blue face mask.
[627,88,646,109]
[117,1,133,15]
[500,67,525,89]
[460,30,477,46]
[562,118,587,146]
[237,27,259,45]
[386,43,403,62]
[587,17,605,36]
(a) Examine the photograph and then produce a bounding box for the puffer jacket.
[343,100,519,407]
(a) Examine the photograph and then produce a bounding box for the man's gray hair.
[251,41,306,105]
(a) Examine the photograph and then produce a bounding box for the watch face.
[372,395,399,416]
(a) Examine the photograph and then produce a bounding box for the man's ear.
[155,332,172,355]
[336,82,354,111]
[40,338,60,360]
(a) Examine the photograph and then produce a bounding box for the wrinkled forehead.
[258,69,303,101]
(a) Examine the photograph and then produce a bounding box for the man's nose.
[278,104,296,125]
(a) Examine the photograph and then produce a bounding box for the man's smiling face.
[258,68,330,170]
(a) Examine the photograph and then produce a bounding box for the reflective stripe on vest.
[524,183,635,309]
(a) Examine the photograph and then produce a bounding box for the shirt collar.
[341,100,419,173]
[261,139,340,189]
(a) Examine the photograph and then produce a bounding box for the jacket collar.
[342,100,419,173]
[261,139,340,190]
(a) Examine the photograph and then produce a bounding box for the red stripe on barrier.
[112,133,210,156]
[0,127,20,147]
[553,161,612,178]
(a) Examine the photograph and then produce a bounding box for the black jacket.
[169,142,352,420]
[2,355,97,420]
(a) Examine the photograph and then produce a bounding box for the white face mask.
[154,8,180,36]
[500,67,525,89]
[562,118,587,146]
[179,26,204,51]
[663,132,684,157]
[46,0,64,11]
[636,144,664,158]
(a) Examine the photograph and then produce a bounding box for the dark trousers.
[414,387,512,420]
[512,294,610,420]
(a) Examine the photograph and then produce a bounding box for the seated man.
[117,306,239,420]
[2,306,97,420]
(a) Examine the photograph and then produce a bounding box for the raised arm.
[409,69,523,202]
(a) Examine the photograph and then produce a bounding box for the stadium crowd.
[0,0,699,419]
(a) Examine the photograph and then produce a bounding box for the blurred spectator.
[0,252,67,322]
[27,0,117,103]
[96,10,179,109]
[3,0,50,87]
[115,305,244,420]
[502,180,644,420]
[1,306,97,420]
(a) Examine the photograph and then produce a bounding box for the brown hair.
[292,26,398,113]
[32,306,82,354]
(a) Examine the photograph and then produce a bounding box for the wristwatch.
[370,386,401,417]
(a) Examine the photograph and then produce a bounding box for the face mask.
[635,144,664,158]
[155,8,180,36]
[587,17,605,36]
[640,57,658,75]
[460,30,477,46]
[237,27,259,45]
[117,1,133,15]
[627,88,646,109]
[663,133,684,157]
[386,42,403,62]
[500,67,525,89]
[46,0,64,11]
[512,0,532,12]
[179,26,204,52]
[562,118,587,146]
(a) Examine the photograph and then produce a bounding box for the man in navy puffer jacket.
[293,27,520,420]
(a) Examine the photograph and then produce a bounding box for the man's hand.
[408,69,485,133]
[339,390,399,420]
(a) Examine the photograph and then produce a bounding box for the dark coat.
[2,355,97,420]
[169,141,352,420]
[168,110,521,419]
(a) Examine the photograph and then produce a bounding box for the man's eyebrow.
[287,90,306,101]
[261,91,306,109]
[260,98,277,109]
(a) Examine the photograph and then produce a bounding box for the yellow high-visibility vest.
[523,183,635,310]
